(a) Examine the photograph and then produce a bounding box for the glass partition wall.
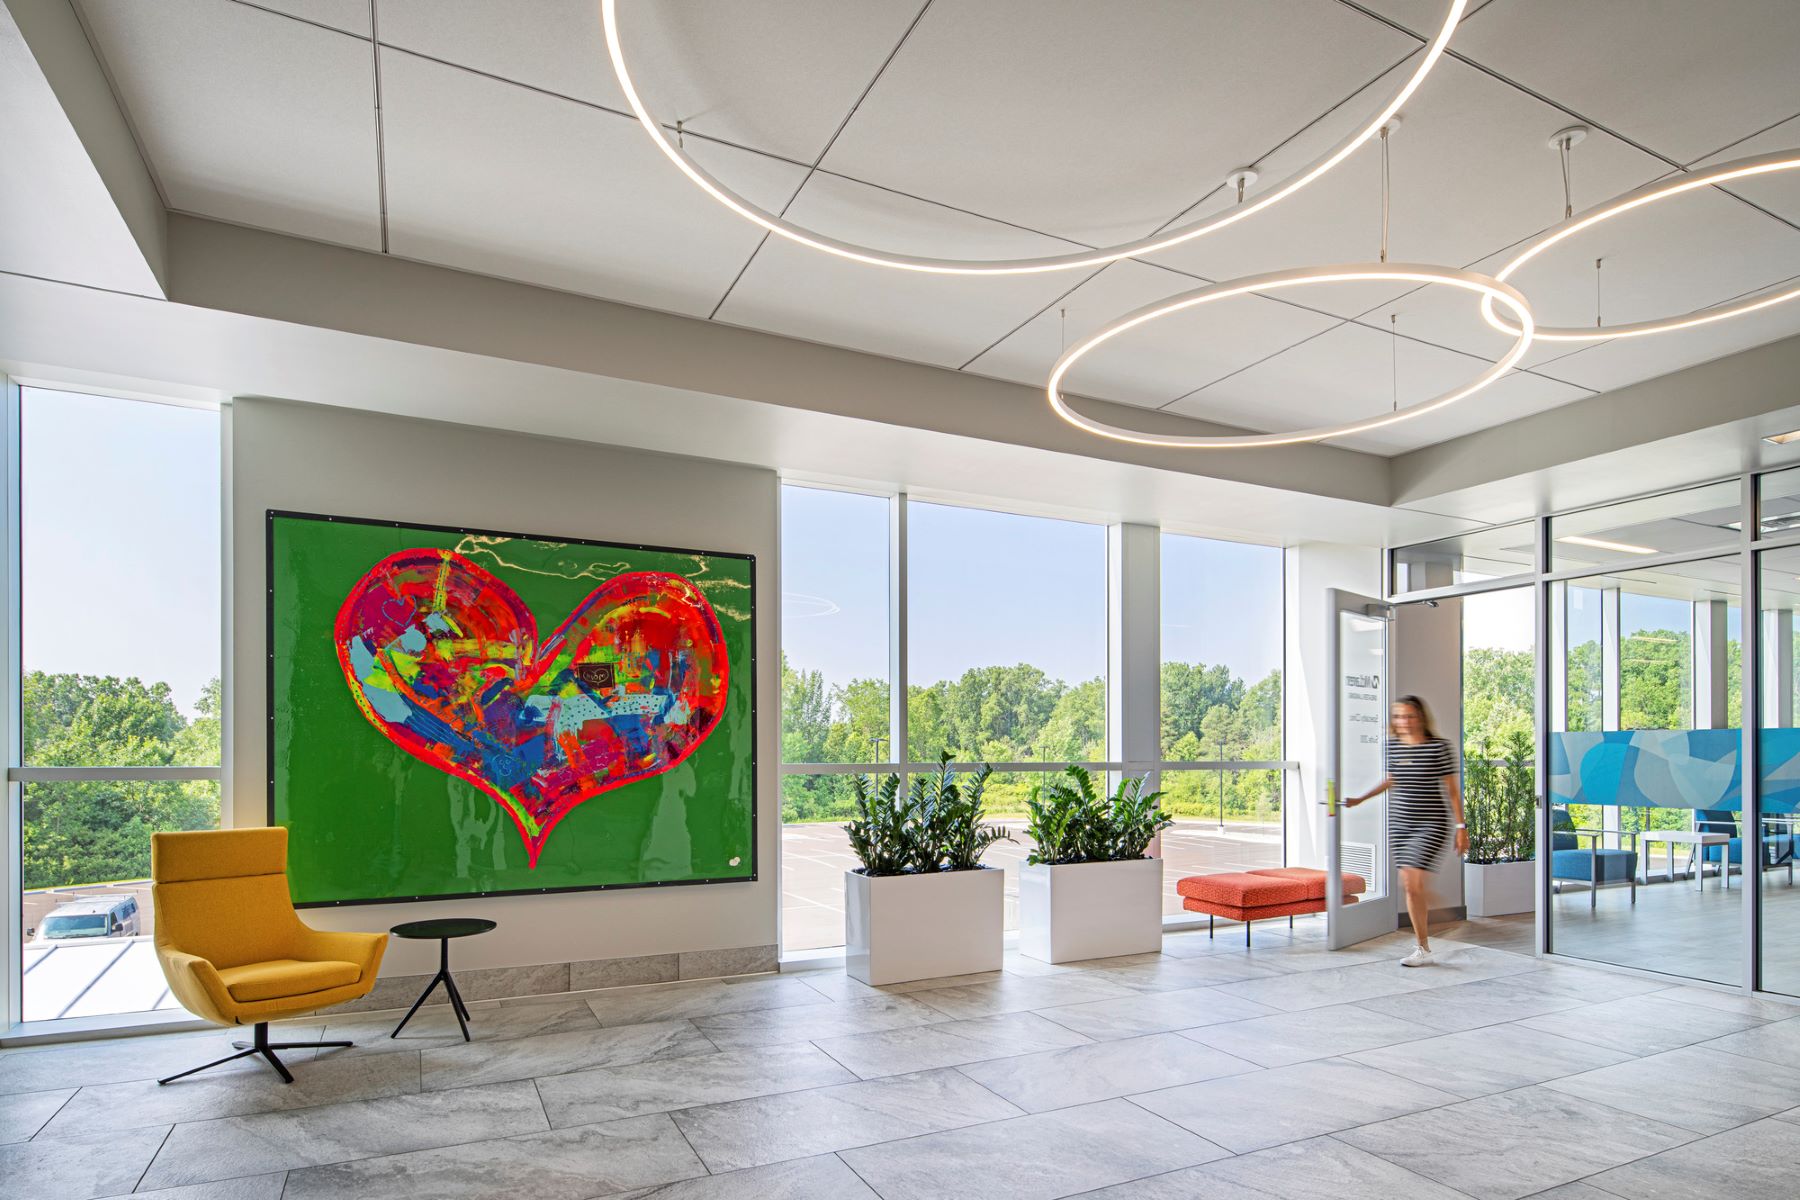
[1392,471,1800,999]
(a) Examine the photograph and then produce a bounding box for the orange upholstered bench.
[1176,868,1368,945]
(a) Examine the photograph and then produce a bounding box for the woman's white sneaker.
[1400,946,1434,967]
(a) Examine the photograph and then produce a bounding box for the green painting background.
[269,513,756,905]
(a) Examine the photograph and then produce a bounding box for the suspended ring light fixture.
[1047,264,1535,448]
[1481,148,1800,342]
[600,0,1469,276]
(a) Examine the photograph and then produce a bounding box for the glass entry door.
[1328,589,1399,948]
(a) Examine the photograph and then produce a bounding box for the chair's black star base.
[157,1021,354,1085]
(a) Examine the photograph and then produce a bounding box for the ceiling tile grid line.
[66,0,1800,454]
[198,0,1800,276]
[707,0,938,319]
[1341,0,1800,236]
[209,0,1799,291]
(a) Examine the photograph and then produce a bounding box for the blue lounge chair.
[1550,808,1637,909]
[1694,809,1795,888]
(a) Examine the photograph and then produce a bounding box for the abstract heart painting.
[269,512,755,905]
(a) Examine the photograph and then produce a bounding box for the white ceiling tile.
[252,0,370,36]
[1451,0,1800,163]
[1148,56,1670,318]
[380,50,807,318]
[1502,181,1800,333]
[1352,0,1502,35]
[1520,301,1800,394]
[1163,317,1576,451]
[80,0,381,249]
[713,172,1085,367]
[376,0,925,162]
[967,261,1343,408]
[814,0,1416,247]
[1338,370,1593,453]
[1690,114,1800,228]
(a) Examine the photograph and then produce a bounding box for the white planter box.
[1019,857,1163,964]
[845,866,1004,986]
[1464,860,1535,917]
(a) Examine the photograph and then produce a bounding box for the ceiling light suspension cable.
[601,0,1469,274]
[1483,145,1800,342]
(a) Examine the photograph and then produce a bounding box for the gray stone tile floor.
[4,920,1799,1199]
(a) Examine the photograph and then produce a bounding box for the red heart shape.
[335,549,729,866]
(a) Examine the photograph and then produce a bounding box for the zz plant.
[846,751,1013,876]
[1024,765,1173,866]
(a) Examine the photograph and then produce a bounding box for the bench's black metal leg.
[1245,919,1252,947]
[1208,915,1214,938]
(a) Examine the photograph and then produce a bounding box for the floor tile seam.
[671,1085,1032,1176]
[1315,1130,1494,1200]
[1652,987,1800,1023]
[1342,993,1586,1035]
[662,1105,716,1178]
[1536,1068,1800,1139]
[1341,1032,1650,1097]
[585,997,830,1029]
[1458,1077,1714,1148]
[126,1121,176,1195]
[833,1147,891,1199]
[17,1084,80,1143]
[423,1029,726,1093]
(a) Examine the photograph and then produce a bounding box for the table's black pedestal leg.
[391,936,473,1041]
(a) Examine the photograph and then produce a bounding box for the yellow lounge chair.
[151,827,387,1084]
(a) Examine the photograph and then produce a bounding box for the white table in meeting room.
[1636,829,1732,890]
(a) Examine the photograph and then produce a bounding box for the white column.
[1694,599,1730,729]
[888,494,908,773]
[1764,608,1794,729]
[1107,523,1160,794]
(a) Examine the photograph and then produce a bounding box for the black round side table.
[388,917,496,1041]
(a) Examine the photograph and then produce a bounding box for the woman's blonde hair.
[1392,694,1439,740]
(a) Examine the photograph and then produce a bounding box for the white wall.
[1283,542,1382,872]
[227,398,779,978]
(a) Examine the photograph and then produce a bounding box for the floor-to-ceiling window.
[1160,533,1285,912]
[778,491,1288,951]
[13,388,221,1023]
[778,486,891,953]
[1755,473,1800,997]
[906,501,1107,932]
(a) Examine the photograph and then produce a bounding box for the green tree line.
[782,655,1282,821]
[22,672,220,891]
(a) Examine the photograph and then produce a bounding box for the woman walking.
[1347,695,1465,966]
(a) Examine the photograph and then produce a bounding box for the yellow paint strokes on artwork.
[433,551,451,613]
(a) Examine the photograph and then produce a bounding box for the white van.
[31,895,141,942]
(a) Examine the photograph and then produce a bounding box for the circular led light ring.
[1481,149,1800,342]
[1048,264,1535,449]
[601,0,1468,276]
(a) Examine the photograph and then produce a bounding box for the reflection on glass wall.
[1391,522,1534,594]
[1548,480,1739,573]
[1548,557,1742,986]
[1757,547,1800,998]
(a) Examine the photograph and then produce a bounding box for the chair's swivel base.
[158,1021,353,1085]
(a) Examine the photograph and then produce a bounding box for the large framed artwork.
[268,511,756,906]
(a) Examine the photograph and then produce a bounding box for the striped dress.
[1385,737,1456,870]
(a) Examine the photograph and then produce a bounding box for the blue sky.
[780,486,1284,691]
[22,388,220,717]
